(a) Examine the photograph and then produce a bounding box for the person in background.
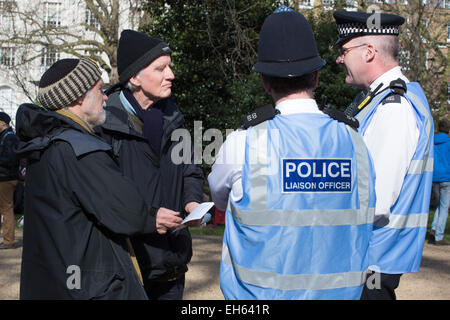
[0,112,19,249]
[430,118,450,245]
[16,58,181,299]
[97,30,204,300]
[208,6,376,300]
[333,10,434,300]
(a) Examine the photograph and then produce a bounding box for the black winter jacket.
[16,103,158,300]
[97,92,204,281]
[0,127,19,181]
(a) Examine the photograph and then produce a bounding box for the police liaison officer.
[333,11,434,300]
[208,7,377,300]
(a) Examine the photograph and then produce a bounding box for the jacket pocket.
[90,273,125,300]
[72,270,126,300]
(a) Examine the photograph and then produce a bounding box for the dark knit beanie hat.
[0,112,11,124]
[38,58,102,110]
[117,29,172,84]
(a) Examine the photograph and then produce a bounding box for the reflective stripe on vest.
[222,242,367,291]
[355,82,434,274]
[220,114,376,299]
[408,158,433,175]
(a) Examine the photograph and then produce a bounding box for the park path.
[184,234,450,300]
[1,231,449,300]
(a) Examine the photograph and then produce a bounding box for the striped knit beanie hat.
[38,58,102,110]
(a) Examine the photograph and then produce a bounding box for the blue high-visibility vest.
[220,112,376,300]
[355,82,434,274]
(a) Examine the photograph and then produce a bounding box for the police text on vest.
[282,159,352,193]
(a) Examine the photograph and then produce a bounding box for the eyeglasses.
[338,43,368,57]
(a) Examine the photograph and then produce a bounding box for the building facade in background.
[0,0,141,126]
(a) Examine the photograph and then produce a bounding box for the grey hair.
[125,80,138,92]
[124,68,145,92]
[358,35,399,63]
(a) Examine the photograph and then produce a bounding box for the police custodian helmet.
[253,6,326,78]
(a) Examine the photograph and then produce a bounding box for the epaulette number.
[247,113,257,122]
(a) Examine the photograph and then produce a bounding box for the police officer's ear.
[261,74,272,95]
[313,71,319,90]
[365,43,377,63]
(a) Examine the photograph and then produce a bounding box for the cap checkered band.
[337,23,400,37]
[38,58,102,110]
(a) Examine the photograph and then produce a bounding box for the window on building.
[0,0,14,30]
[85,7,100,30]
[0,46,15,67]
[345,0,357,8]
[43,1,61,28]
[432,0,449,7]
[41,46,59,67]
[447,82,450,104]
[84,49,100,58]
[399,49,411,73]
[300,0,314,7]
[0,86,15,121]
[447,23,450,42]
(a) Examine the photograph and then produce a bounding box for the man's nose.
[336,55,343,64]
[166,67,175,80]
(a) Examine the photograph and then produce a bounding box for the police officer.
[333,11,434,300]
[208,6,376,300]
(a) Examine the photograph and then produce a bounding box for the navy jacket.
[16,103,157,299]
[0,127,19,181]
[97,92,204,281]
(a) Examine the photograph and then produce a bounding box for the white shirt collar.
[369,66,409,92]
[275,99,322,115]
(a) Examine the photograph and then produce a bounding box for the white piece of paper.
[181,202,214,224]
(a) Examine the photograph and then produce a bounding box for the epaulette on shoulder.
[381,78,406,105]
[323,108,359,130]
[240,104,280,130]
[381,93,402,105]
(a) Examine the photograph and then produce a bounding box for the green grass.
[14,214,23,229]
[14,209,448,240]
[189,225,225,236]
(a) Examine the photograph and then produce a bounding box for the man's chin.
[164,88,172,97]
[92,111,106,127]
[345,77,363,89]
